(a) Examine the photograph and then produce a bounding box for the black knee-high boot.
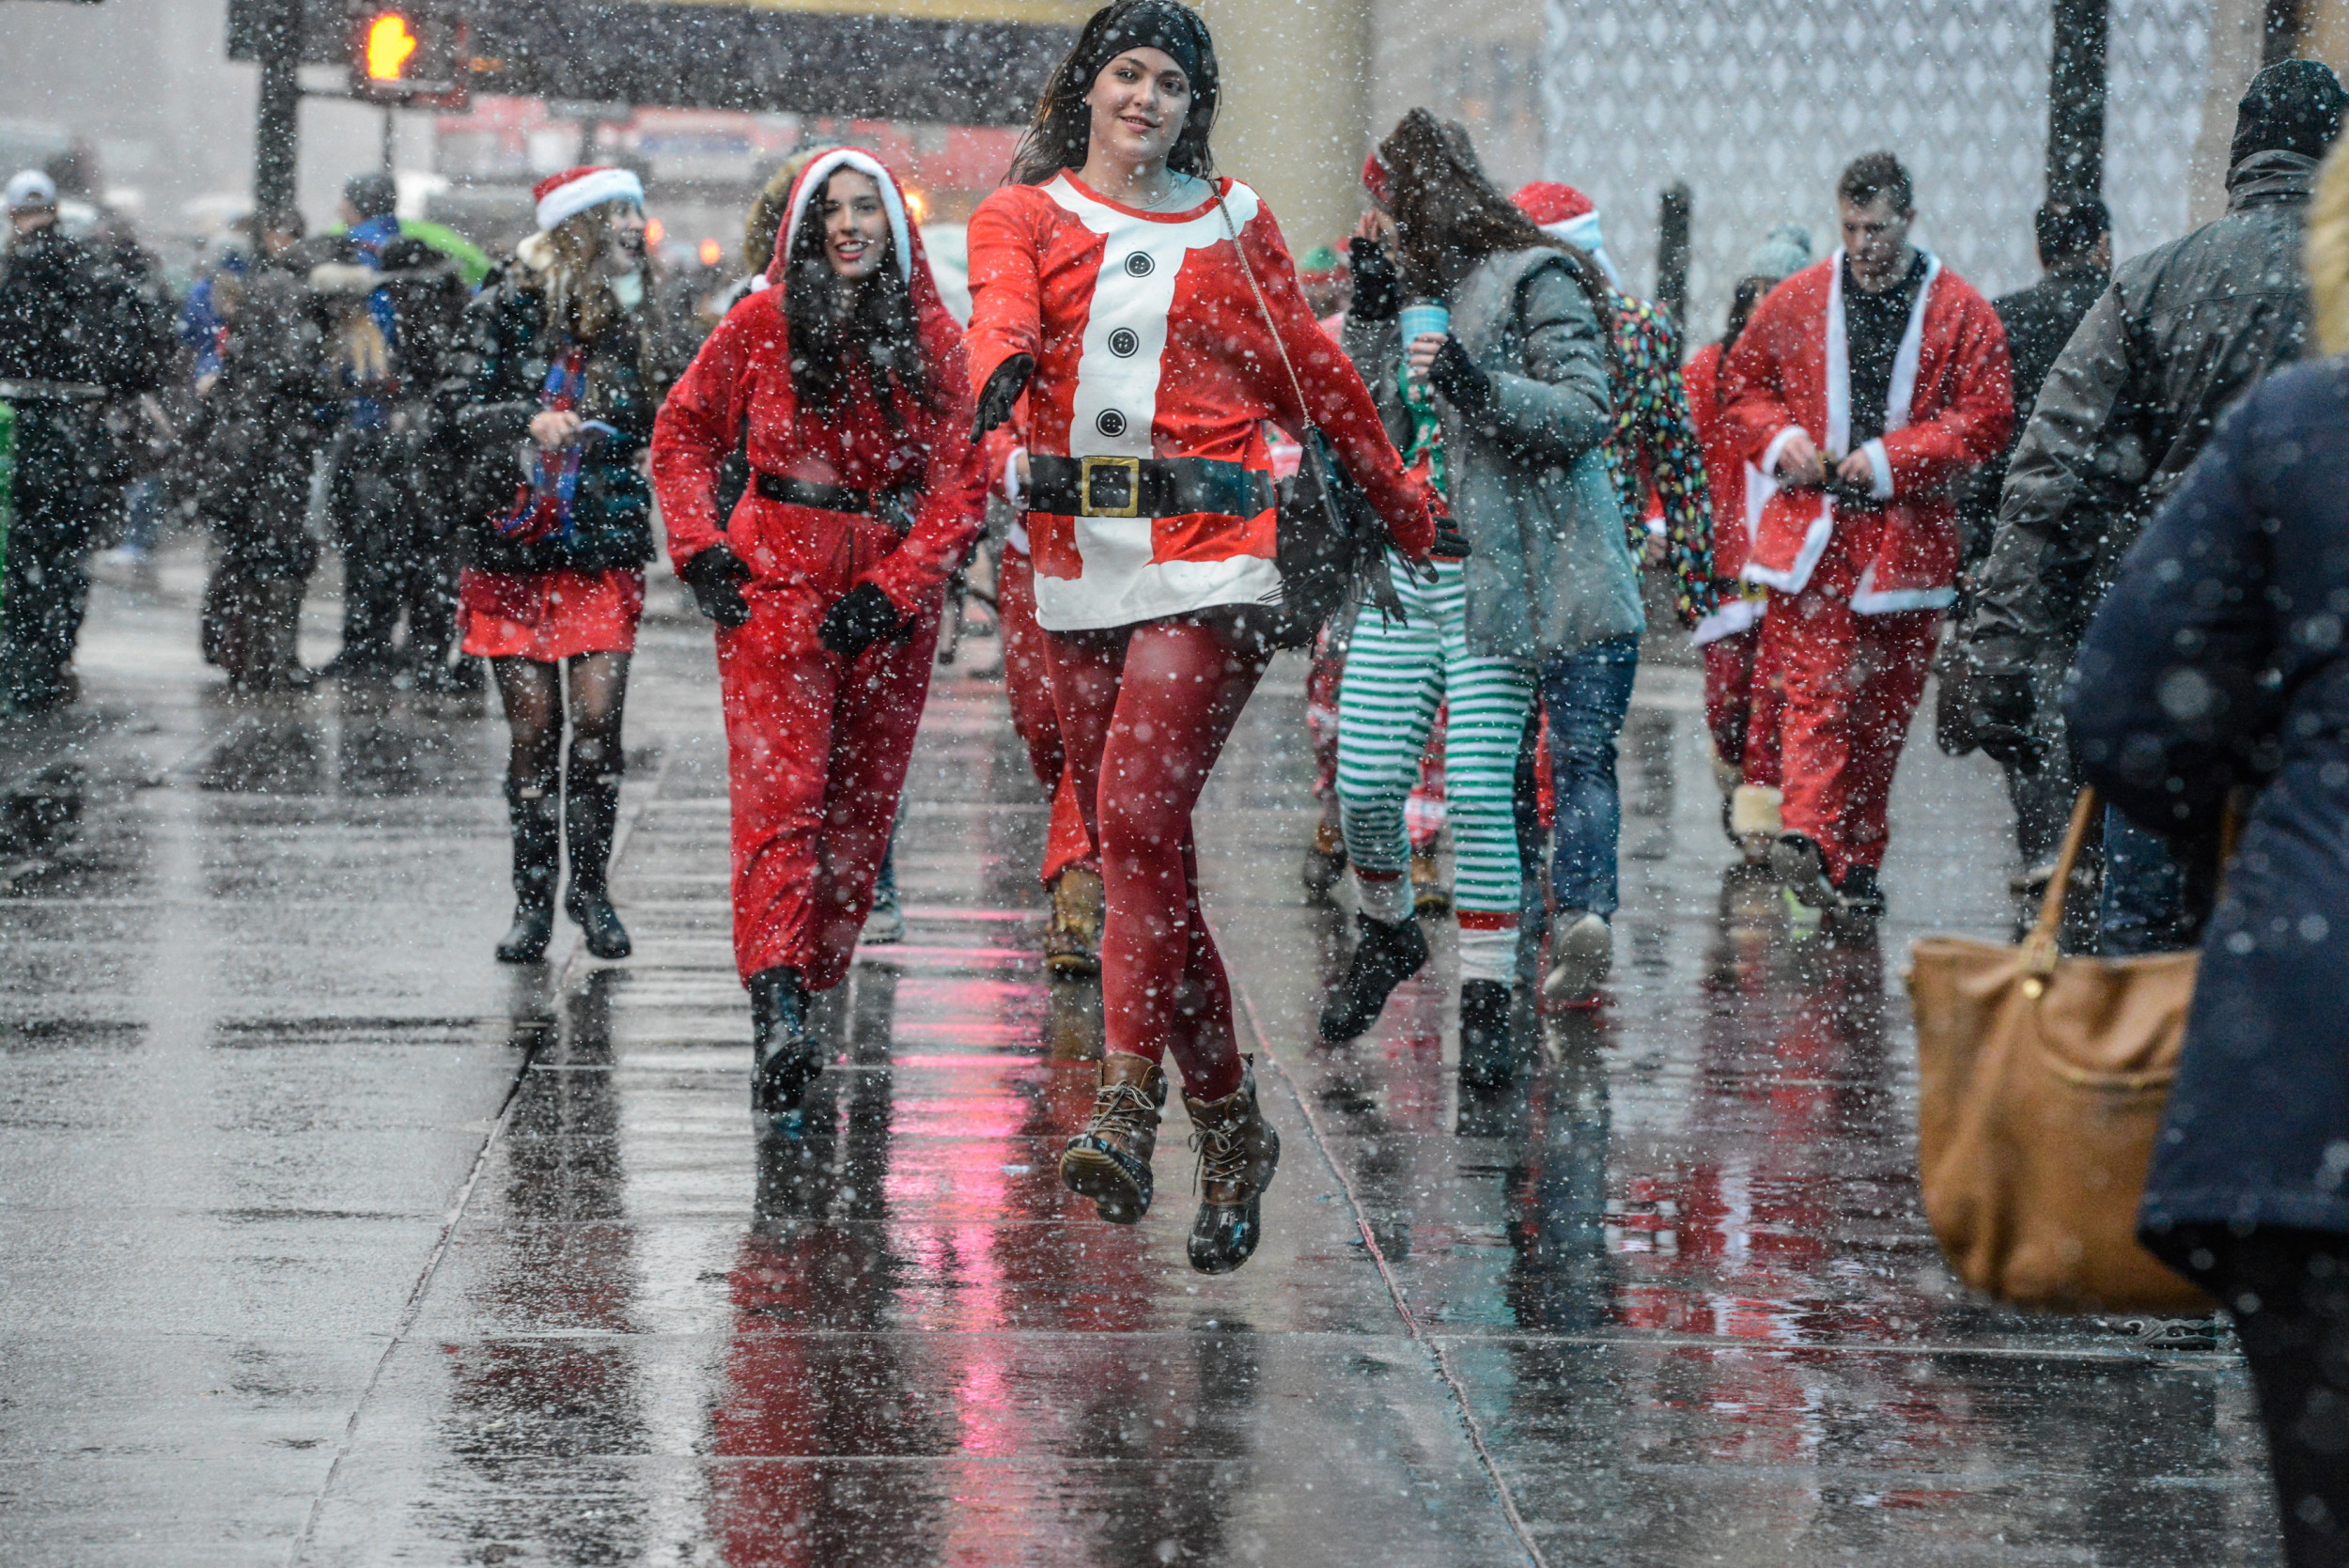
[495,780,559,963]
[563,743,631,960]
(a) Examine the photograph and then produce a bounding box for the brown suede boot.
[1044,865,1104,979]
[1183,1058,1281,1275]
[1060,1049,1165,1222]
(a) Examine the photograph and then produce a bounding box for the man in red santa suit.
[1723,153,2012,914]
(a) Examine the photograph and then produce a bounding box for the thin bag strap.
[1215,193,1316,435]
[2028,785,2246,979]
[2024,788,2100,976]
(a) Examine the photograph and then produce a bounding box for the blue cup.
[1398,302,1450,347]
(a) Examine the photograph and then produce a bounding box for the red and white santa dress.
[964,168,1431,1090]
[1722,248,2012,893]
[652,148,986,994]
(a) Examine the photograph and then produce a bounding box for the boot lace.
[1190,1120,1247,1194]
[1085,1080,1158,1149]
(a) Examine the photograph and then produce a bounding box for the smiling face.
[817,168,891,282]
[1084,47,1191,171]
[600,202,647,272]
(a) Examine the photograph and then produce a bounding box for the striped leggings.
[1335,557,1535,954]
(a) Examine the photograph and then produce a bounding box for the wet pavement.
[1,543,2280,1565]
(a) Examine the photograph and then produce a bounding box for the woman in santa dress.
[652,148,985,1121]
[965,0,1433,1274]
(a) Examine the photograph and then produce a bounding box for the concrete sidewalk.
[0,542,2279,1565]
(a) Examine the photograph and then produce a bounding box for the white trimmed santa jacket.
[1720,252,2013,613]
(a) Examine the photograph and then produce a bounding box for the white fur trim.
[1849,560,1955,614]
[1741,497,1834,596]
[1540,215,1623,290]
[1690,595,1763,646]
[536,167,643,234]
[1759,426,1807,483]
[1003,446,1026,506]
[1862,437,1893,500]
[782,148,912,284]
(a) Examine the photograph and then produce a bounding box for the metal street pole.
[253,0,302,214]
[2047,0,2108,197]
[1655,182,1691,326]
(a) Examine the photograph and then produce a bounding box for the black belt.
[1027,454,1274,520]
[754,470,910,524]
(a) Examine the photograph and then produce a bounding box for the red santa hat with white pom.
[532,165,644,234]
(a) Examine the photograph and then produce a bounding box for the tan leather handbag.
[1906,790,2214,1312]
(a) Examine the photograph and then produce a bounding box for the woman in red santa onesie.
[652,148,985,1122]
[965,0,1433,1273]
[980,410,1107,977]
[1723,154,2011,916]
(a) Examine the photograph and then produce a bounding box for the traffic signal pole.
[2047,0,2108,198]
[253,0,302,215]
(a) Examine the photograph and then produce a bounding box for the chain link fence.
[1540,0,2210,336]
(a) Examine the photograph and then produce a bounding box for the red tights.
[1045,614,1268,1102]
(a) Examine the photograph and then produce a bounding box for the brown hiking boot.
[1059,1050,1165,1222]
[1184,1059,1281,1274]
[1410,848,1451,915]
[1301,818,1347,901]
[1045,865,1103,979]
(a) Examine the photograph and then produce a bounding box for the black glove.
[1348,236,1402,321]
[1425,335,1497,420]
[818,581,904,660]
[1430,519,1474,560]
[971,354,1034,442]
[681,545,753,629]
[1969,664,2043,773]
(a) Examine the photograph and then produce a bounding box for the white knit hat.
[532,165,643,234]
[5,170,56,213]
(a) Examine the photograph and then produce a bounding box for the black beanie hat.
[342,171,398,220]
[2231,59,2349,166]
[1073,0,1211,94]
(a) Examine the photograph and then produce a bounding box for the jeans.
[1538,634,1641,920]
[2100,805,2205,955]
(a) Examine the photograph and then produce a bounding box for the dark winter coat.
[179,255,333,580]
[2064,359,2349,1249]
[1957,261,2110,567]
[440,242,686,577]
[0,220,169,499]
[1968,150,2317,681]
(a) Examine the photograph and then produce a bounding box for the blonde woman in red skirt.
[444,166,685,964]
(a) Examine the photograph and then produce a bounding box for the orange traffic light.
[365,13,418,81]
[349,4,468,107]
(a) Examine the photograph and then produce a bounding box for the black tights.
[493,653,630,799]
[2174,1225,2349,1568]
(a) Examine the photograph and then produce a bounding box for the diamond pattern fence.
[1540,0,2210,336]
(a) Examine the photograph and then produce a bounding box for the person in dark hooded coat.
[1970,59,2349,954]
[0,168,168,711]
[2065,132,2349,1568]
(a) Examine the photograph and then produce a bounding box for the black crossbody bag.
[1217,198,1419,649]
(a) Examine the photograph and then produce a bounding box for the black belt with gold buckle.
[1027,454,1274,520]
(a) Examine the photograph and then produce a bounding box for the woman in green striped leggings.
[1320,110,1641,1084]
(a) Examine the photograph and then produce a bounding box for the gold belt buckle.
[1079,455,1143,519]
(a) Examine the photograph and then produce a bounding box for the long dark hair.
[1377,108,1612,332]
[1008,0,1219,187]
[780,168,933,426]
